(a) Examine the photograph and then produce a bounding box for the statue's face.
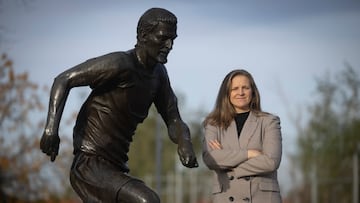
[143,22,177,64]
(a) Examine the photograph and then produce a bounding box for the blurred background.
[1,0,359,202]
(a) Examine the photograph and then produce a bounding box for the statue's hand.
[177,140,199,168]
[40,130,60,162]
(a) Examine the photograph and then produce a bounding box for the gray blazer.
[202,111,282,203]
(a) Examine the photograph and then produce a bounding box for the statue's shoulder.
[89,50,134,71]
[99,51,131,61]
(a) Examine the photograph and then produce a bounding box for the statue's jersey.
[72,50,179,172]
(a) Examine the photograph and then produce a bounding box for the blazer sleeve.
[202,124,248,170]
[234,115,282,177]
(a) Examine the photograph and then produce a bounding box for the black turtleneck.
[234,111,250,137]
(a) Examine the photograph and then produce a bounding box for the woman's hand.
[208,139,222,150]
[247,149,262,159]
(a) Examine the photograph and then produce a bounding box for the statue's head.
[136,8,177,40]
[135,8,177,64]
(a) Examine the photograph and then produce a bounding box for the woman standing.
[202,69,282,203]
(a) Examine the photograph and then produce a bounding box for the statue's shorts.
[70,152,159,203]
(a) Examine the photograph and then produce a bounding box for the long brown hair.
[203,69,263,129]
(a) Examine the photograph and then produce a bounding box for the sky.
[1,0,360,196]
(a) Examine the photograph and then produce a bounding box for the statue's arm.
[40,54,121,161]
[40,67,86,161]
[154,67,198,168]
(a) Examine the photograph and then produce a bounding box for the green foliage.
[290,64,360,202]
[128,105,176,177]
[128,104,207,177]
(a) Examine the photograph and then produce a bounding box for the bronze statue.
[40,8,198,203]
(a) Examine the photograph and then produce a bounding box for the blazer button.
[243,197,250,201]
[229,175,234,180]
[229,196,234,202]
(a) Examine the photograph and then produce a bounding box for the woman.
[202,69,282,203]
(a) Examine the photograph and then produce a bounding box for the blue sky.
[1,0,360,195]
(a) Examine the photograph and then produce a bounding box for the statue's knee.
[138,189,160,203]
[117,184,160,203]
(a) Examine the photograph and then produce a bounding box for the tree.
[127,94,211,202]
[128,105,168,176]
[288,64,360,203]
[0,53,76,202]
[128,94,207,178]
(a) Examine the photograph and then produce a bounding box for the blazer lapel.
[225,120,239,148]
[239,111,258,148]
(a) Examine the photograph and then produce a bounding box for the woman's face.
[229,75,252,113]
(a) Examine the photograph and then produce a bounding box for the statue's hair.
[136,8,177,42]
[203,69,263,129]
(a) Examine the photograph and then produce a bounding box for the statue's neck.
[134,48,156,70]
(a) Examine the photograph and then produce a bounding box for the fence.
[144,169,213,203]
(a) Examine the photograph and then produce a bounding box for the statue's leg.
[69,152,133,202]
[116,179,160,203]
